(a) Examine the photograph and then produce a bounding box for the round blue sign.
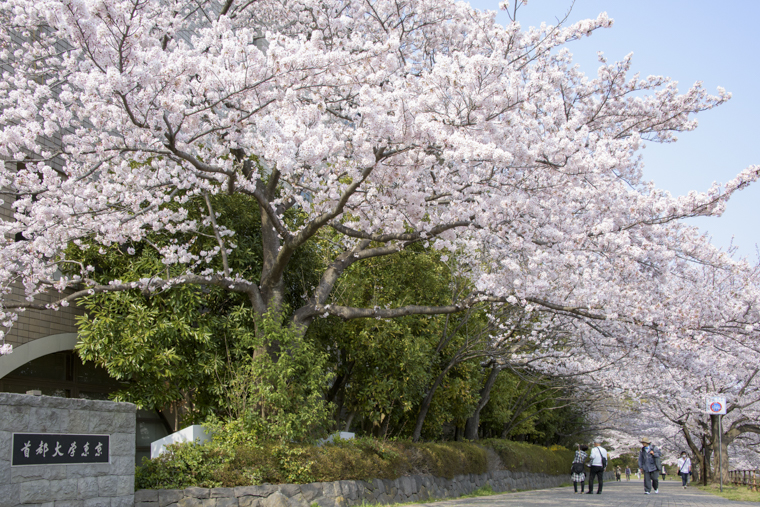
[710,402,723,413]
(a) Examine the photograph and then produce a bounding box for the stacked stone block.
[0,392,136,506]
[135,469,614,507]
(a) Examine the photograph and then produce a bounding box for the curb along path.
[416,479,759,507]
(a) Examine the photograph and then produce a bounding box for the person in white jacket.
[677,452,692,489]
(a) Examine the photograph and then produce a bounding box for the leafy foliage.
[482,439,574,476]
[70,194,323,419]
[135,441,226,489]
[138,436,502,489]
[212,308,334,442]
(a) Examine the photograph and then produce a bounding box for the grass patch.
[697,483,760,503]
[461,484,497,498]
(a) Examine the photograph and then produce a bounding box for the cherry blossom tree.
[589,261,760,481]
[1,0,758,363]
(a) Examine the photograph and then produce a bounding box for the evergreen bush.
[135,437,570,490]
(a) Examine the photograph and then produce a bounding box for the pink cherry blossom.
[0,0,758,452]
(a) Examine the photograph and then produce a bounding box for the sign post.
[707,396,727,492]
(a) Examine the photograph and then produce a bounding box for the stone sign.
[0,392,135,506]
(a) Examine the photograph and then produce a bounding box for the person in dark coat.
[638,437,662,494]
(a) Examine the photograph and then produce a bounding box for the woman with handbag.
[571,444,589,494]
[677,452,692,489]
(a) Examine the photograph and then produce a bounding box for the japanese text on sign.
[11,433,109,465]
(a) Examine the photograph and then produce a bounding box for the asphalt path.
[415,477,758,507]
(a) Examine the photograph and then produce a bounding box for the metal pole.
[719,414,723,492]
[703,434,708,486]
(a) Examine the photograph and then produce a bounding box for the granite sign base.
[0,392,136,506]
[135,470,615,507]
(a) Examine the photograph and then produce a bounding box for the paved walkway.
[416,478,758,507]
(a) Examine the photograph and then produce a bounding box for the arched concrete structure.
[0,333,78,379]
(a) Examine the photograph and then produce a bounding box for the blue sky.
[467,0,760,261]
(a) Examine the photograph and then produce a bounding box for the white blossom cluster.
[0,0,758,464]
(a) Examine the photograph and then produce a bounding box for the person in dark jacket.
[638,437,662,494]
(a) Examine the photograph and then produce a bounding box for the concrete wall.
[0,392,136,506]
[135,470,615,507]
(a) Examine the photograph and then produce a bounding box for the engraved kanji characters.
[35,441,48,457]
[20,441,31,458]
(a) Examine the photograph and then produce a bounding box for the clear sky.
[467,0,760,261]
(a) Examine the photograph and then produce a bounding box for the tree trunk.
[411,363,455,442]
[710,414,730,484]
[716,441,730,484]
[344,411,356,432]
[464,364,501,441]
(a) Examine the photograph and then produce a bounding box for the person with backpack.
[587,437,608,494]
[677,451,692,489]
[638,437,662,494]
[571,444,588,494]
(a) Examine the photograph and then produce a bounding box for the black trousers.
[643,470,659,492]
[573,481,584,492]
[587,466,604,493]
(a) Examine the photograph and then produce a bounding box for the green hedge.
[135,437,570,490]
[481,439,574,476]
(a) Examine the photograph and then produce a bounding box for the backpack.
[571,462,585,474]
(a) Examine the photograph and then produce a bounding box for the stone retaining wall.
[135,470,615,507]
[0,392,136,506]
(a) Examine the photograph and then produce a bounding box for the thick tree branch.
[5,274,267,315]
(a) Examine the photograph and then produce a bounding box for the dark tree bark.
[464,364,502,440]
[411,363,456,442]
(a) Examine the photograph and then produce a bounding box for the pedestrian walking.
[625,466,631,481]
[638,437,662,495]
[586,437,608,495]
[661,464,667,481]
[677,451,692,489]
[615,466,622,481]
[571,444,588,494]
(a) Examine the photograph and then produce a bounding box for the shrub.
[481,439,573,475]
[211,437,487,486]
[135,441,226,489]
[136,437,571,490]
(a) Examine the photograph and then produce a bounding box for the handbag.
[571,462,585,474]
[595,447,607,468]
